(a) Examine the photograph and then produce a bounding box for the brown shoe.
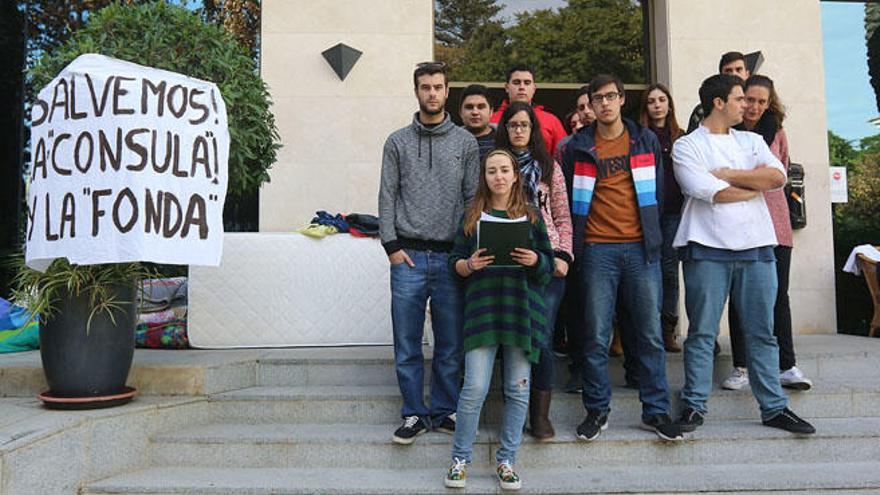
[609,326,624,357]
[529,389,555,442]
[661,313,682,353]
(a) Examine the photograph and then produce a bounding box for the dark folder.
[477,216,530,268]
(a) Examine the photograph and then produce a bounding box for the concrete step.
[147,417,880,469]
[83,462,880,494]
[207,379,880,425]
[255,334,880,387]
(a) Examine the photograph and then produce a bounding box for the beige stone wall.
[259,0,433,230]
[653,0,837,334]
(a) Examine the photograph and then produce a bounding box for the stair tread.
[85,462,880,494]
[152,416,880,445]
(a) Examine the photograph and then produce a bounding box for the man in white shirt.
[671,74,815,435]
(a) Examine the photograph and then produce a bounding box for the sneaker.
[762,408,816,434]
[444,457,467,488]
[576,410,608,441]
[780,366,812,391]
[640,413,684,441]
[496,461,522,491]
[434,413,456,434]
[392,415,428,445]
[721,367,749,390]
[677,407,704,432]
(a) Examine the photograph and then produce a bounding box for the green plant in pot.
[9,255,156,408]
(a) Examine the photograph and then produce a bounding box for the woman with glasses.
[721,75,812,392]
[494,101,573,442]
[639,83,685,353]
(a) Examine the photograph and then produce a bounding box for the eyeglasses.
[416,61,448,70]
[506,122,531,132]
[591,92,622,103]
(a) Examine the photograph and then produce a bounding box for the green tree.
[866,4,880,113]
[30,2,280,198]
[828,130,858,168]
[434,0,502,47]
[437,0,647,84]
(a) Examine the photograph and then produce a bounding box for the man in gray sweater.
[379,61,480,445]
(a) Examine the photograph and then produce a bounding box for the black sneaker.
[762,408,816,435]
[576,410,608,441]
[640,413,684,441]
[677,407,704,432]
[434,413,456,434]
[392,415,428,444]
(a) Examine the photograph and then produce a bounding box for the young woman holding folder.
[444,149,554,491]
[495,101,573,441]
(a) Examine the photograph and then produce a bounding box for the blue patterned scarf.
[513,149,542,206]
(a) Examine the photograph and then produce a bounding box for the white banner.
[26,54,229,270]
[829,166,848,203]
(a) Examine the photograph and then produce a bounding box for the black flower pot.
[39,284,137,408]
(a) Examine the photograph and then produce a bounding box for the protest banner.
[26,54,229,270]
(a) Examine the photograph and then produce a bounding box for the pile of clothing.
[298,211,380,239]
[0,297,39,353]
[136,277,189,349]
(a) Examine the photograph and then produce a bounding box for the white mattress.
[188,232,394,347]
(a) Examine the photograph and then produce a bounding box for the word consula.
[32,73,219,126]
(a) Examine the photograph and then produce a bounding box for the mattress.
[188,233,395,347]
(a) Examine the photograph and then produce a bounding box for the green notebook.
[477,213,530,268]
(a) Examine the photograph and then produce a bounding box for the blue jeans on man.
[579,242,671,420]
[390,250,463,425]
[680,258,788,421]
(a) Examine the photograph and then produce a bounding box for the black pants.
[728,245,795,371]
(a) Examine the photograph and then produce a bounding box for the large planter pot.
[39,284,137,409]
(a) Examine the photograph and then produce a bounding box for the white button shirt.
[672,125,786,251]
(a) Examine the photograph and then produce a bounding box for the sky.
[499,1,878,143]
[821,2,878,143]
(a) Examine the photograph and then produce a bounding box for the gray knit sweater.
[379,112,480,255]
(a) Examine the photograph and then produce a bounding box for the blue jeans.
[579,242,670,419]
[390,250,463,424]
[660,214,681,317]
[680,260,788,421]
[452,345,531,464]
[532,276,566,391]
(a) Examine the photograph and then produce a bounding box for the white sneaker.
[721,367,749,390]
[780,366,812,391]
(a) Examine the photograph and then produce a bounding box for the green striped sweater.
[449,209,554,363]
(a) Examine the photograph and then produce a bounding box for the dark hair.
[575,84,591,103]
[459,84,492,110]
[718,51,746,74]
[588,74,625,96]
[639,83,683,141]
[699,74,745,116]
[413,61,448,89]
[494,101,554,185]
[506,64,535,83]
[564,109,578,134]
[744,74,786,125]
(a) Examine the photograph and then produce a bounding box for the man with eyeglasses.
[379,61,480,445]
[490,64,567,156]
[671,74,815,435]
[559,74,683,442]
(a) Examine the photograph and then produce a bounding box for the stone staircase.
[78,335,880,494]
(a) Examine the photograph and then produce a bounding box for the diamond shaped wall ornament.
[745,51,764,75]
[322,43,363,81]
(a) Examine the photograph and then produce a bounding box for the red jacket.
[491,101,568,157]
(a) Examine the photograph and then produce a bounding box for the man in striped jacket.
[560,74,682,442]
